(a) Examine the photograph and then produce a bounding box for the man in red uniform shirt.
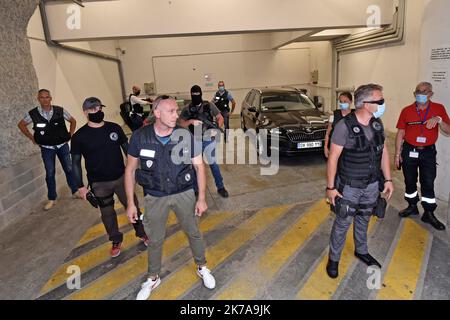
[395,82,450,230]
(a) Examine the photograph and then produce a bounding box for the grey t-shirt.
[331,118,378,148]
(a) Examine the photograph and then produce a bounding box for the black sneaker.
[217,188,229,198]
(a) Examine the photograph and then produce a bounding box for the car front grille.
[286,129,326,142]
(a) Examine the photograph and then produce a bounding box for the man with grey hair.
[325,84,394,279]
[395,82,450,230]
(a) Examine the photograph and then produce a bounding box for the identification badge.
[416,136,427,144]
[409,151,419,159]
[140,149,155,157]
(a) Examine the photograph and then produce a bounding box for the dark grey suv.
[240,87,329,156]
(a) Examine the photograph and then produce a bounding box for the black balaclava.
[190,85,203,106]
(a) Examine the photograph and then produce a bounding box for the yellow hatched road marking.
[297,217,378,300]
[39,212,177,296]
[76,208,146,247]
[216,200,330,300]
[149,204,295,300]
[66,212,234,300]
[376,219,429,300]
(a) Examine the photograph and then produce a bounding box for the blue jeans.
[193,139,224,191]
[40,143,78,200]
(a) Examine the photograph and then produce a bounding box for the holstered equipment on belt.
[331,197,381,219]
[87,188,115,209]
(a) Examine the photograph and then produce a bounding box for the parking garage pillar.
[0,0,39,167]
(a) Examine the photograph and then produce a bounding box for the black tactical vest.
[29,106,71,146]
[213,90,230,112]
[337,113,385,187]
[186,101,216,134]
[134,124,196,196]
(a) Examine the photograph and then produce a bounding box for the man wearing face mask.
[212,81,236,143]
[179,85,229,198]
[325,84,394,279]
[324,91,354,158]
[71,97,148,258]
[395,82,450,230]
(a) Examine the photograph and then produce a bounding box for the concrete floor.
[1,116,449,300]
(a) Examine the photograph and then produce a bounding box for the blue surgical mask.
[339,103,350,110]
[372,103,386,119]
[416,94,428,104]
[219,86,225,92]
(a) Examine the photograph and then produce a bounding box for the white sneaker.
[197,266,216,289]
[136,277,161,300]
[44,200,56,211]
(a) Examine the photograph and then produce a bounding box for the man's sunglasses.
[363,99,385,105]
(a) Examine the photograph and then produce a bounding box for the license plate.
[298,141,322,149]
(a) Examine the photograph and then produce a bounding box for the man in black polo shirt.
[71,97,148,258]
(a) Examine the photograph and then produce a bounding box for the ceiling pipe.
[331,0,406,109]
[38,0,127,101]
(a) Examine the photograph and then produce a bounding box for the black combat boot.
[421,211,446,231]
[326,259,339,279]
[399,204,419,218]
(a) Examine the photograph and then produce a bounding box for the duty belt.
[338,175,378,189]
[404,141,435,151]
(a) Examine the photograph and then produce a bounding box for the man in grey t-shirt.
[325,84,394,279]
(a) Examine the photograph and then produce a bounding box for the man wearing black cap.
[71,97,148,258]
[179,85,229,198]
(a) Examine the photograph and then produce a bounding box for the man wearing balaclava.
[179,85,229,198]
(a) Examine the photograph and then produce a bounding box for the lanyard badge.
[416,104,430,144]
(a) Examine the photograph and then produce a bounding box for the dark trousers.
[221,111,230,143]
[401,142,438,212]
[329,181,378,262]
[92,175,146,243]
[192,139,224,191]
[40,143,78,200]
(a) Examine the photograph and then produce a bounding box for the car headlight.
[269,128,282,135]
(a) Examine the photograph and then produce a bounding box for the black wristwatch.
[326,187,336,191]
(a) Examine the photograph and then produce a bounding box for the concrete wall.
[118,34,322,113]
[44,0,393,41]
[0,6,122,231]
[419,0,450,201]
[338,0,430,131]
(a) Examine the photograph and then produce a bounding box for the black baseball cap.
[82,97,106,111]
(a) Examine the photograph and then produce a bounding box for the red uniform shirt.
[396,101,450,146]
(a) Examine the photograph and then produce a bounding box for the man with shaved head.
[125,96,216,300]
